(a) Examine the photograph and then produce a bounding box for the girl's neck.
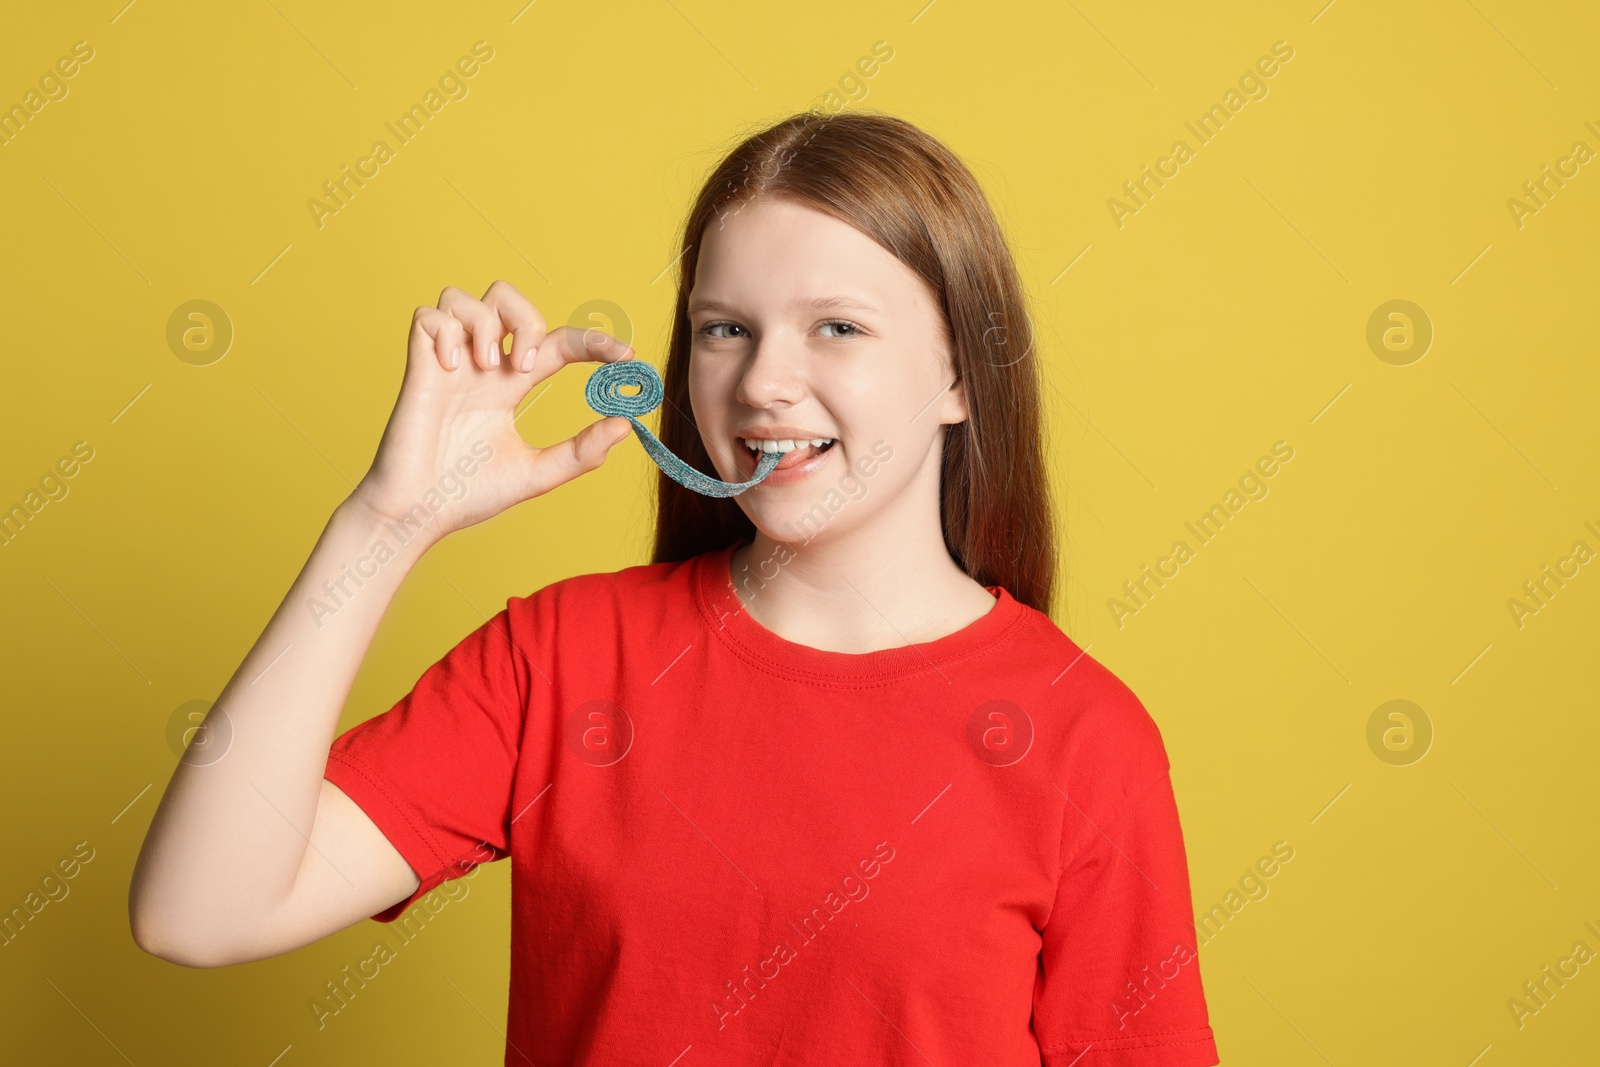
[728,526,996,655]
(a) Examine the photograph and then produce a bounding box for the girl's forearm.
[129,494,432,955]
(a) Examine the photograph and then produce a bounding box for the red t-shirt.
[323,539,1219,1066]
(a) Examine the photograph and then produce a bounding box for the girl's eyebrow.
[688,295,879,315]
[801,296,879,312]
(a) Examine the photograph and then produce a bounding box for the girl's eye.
[695,319,863,339]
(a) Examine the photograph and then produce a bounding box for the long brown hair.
[649,108,1058,620]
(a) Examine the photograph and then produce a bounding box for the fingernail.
[488,347,499,368]
[448,345,459,369]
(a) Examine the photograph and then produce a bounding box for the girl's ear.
[942,373,970,426]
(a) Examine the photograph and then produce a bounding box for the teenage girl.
[130,111,1219,1066]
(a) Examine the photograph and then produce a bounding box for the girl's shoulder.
[508,547,712,636]
[531,553,693,600]
[1009,609,1175,792]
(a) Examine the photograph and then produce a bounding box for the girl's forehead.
[688,293,881,316]
[693,242,923,317]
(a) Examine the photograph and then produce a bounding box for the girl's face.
[687,198,968,543]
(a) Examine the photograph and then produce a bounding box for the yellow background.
[2,0,1597,1063]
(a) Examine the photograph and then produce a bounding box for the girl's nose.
[735,334,808,408]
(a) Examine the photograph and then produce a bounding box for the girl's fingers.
[435,314,466,371]
[411,307,466,372]
[431,283,624,382]
[522,416,632,499]
[438,287,506,371]
[526,325,635,383]
[482,280,548,373]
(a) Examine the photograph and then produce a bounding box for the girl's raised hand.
[348,279,636,549]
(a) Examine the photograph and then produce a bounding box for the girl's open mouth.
[737,437,836,477]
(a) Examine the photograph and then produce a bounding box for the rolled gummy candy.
[585,359,780,498]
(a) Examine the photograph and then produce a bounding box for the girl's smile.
[734,431,838,485]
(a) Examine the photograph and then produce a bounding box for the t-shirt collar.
[695,539,1028,685]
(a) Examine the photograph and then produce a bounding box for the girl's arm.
[128,281,637,967]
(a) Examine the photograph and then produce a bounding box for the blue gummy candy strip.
[584,360,780,498]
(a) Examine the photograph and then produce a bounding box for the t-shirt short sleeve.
[1032,761,1219,1066]
[322,595,544,923]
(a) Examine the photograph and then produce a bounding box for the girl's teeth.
[743,437,832,453]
